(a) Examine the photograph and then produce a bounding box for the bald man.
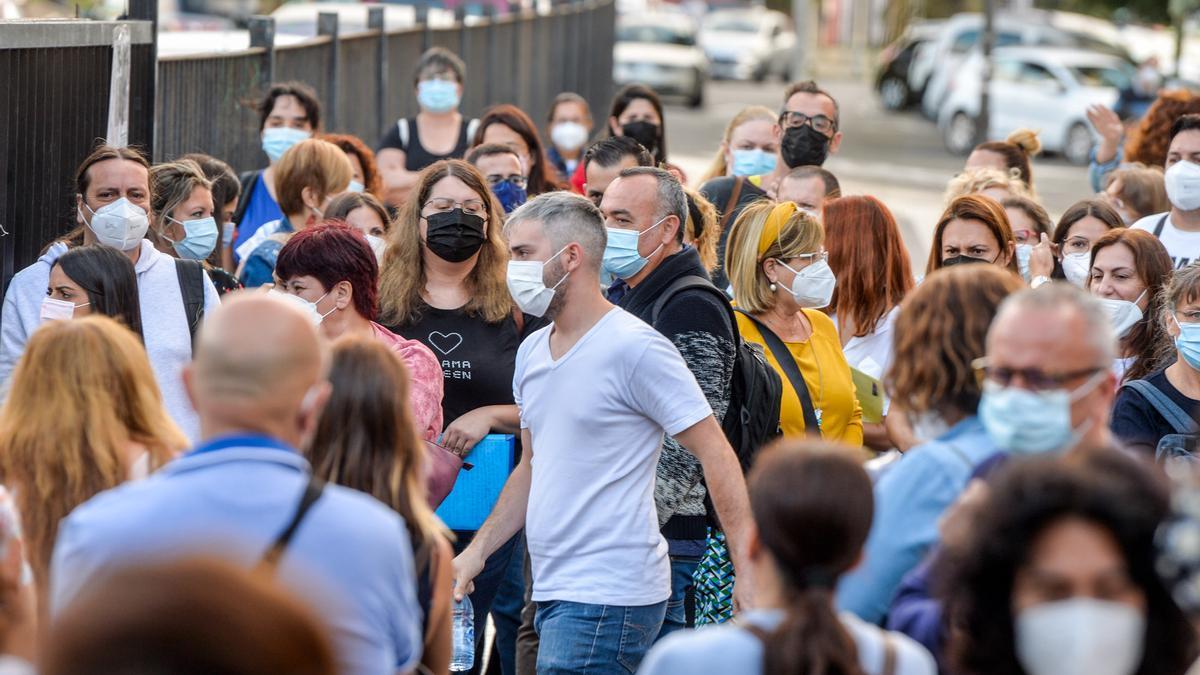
[49,293,423,675]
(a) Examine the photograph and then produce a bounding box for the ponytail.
[761,575,864,675]
[684,188,720,274]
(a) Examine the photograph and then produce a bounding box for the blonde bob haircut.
[275,138,354,217]
[0,316,186,595]
[725,199,824,314]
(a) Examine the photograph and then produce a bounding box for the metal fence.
[0,0,615,295]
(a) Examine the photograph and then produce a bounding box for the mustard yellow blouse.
[735,309,864,446]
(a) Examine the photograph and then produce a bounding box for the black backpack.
[174,258,206,349]
[1123,379,1200,464]
[650,275,783,478]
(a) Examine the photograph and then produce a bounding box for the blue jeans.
[534,599,667,675]
[489,533,527,675]
[452,531,520,674]
[655,554,700,642]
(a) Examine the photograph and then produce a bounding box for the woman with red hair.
[275,222,444,441]
[823,196,915,451]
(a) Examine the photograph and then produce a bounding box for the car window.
[950,29,978,53]
[993,58,1022,82]
[707,17,759,33]
[996,31,1022,47]
[1070,65,1132,90]
[1017,62,1060,89]
[617,24,696,46]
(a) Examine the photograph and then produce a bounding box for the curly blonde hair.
[944,167,1033,205]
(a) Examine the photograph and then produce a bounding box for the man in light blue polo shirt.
[49,293,423,675]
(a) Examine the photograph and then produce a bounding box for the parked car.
[269,0,455,37]
[938,47,1132,164]
[698,7,794,82]
[875,20,944,110]
[915,11,1131,120]
[614,12,708,108]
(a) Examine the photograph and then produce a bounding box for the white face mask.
[506,246,570,318]
[1098,289,1147,339]
[40,296,87,322]
[268,289,334,326]
[1015,243,1034,281]
[1015,598,1145,675]
[776,258,836,309]
[1062,252,1091,287]
[1165,160,1200,212]
[910,410,951,444]
[551,122,590,153]
[80,197,149,251]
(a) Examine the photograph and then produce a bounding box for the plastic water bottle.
[449,591,475,671]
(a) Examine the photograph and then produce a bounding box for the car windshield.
[707,18,759,33]
[1070,64,1131,89]
[618,24,695,46]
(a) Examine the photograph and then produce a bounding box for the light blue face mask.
[1015,243,1033,281]
[1173,315,1200,370]
[602,217,666,279]
[418,79,461,113]
[731,149,777,177]
[167,215,219,261]
[979,371,1104,455]
[348,180,365,194]
[261,127,311,162]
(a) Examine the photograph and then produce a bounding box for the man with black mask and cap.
[700,80,842,292]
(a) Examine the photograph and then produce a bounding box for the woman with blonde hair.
[150,160,240,295]
[378,159,534,659]
[0,316,186,612]
[306,335,453,675]
[943,166,1033,205]
[684,188,720,274]
[699,106,780,184]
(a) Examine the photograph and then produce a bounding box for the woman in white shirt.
[640,442,936,675]
[823,196,915,451]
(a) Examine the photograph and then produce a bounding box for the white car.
[269,1,456,37]
[614,12,708,108]
[938,47,1132,164]
[698,7,795,82]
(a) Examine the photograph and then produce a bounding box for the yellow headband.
[757,201,799,259]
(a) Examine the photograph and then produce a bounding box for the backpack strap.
[649,275,738,341]
[881,633,898,675]
[735,308,820,436]
[231,170,259,228]
[398,118,410,151]
[465,117,481,146]
[174,258,206,347]
[1124,379,1200,435]
[258,475,325,571]
[719,176,745,232]
[1154,213,1169,238]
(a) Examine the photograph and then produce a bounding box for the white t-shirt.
[836,307,899,415]
[1133,212,1200,268]
[513,308,713,606]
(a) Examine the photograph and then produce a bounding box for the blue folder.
[435,434,516,531]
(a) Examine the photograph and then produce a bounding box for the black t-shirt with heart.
[388,303,544,428]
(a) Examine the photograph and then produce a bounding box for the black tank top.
[401,117,474,171]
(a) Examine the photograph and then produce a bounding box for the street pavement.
[663,78,1093,272]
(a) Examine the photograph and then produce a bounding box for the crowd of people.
[4,41,1200,675]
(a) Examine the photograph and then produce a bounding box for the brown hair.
[783,80,840,124]
[149,159,214,255]
[926,194,1018,275]
[43,557,336,675]
[379,160,512,326]
[181,153,240,267]
[973,128,1042,188]
[1051,198,1125,245]
[0,316,185,599]
[1105,165,1170,222]
[256,81,322,132]
[1125,90,1200,167]
[1087,228,1173,383]
[325,191,392,234]
[783,165,841,198]
[275,139,354,217]
[1000,195,1053,239]
[472,104,564,196]
[824,196,913,338]
[751,442,872,675]
[320,133,383,199]
[685,187,720,273]
[60,145,153,250]
[889,265,1024,417]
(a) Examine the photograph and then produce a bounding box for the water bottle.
[449,590,475,671]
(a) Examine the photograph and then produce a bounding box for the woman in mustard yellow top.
[725,200,863,445]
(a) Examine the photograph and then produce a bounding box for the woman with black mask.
[608,84,668,165]
[378,159,542,672]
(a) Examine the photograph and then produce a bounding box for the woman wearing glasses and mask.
[378,159,542,664]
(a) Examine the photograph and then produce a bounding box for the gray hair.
[505,191,607,270]
[617,166,688,241]
[993,282,1115,364]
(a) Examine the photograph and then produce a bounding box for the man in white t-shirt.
[451,192,755,675]
[1132,114,1200,268]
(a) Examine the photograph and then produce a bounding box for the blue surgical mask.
[348,180,365,194]
[602,217,666,279]
[418,79,460,113]
[731,149,777,177]
[261,127,311,162]
[1173,315,1200,371]
[979,372,1105,455]
[1016,243,1033,281]
[491,180,528,213]
[166,216,219,261]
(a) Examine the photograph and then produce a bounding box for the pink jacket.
[371,322,445,442]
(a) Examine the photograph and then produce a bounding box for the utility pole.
[976,0,994,146]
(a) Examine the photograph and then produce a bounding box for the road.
[663,78,1094,271]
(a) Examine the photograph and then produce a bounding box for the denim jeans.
[488,533,527,675]
[534,599,667,675]
[655,554,701,642]
[452,530,520,675]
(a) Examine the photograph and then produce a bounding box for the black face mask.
[425,209,486,263]
[941,254,994,268]
[621,121,660,156]
[780,125,832,168]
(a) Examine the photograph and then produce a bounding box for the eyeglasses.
[488,175,528,190]
[778,111,837,135]
[972,357,1104,392]
[423,198,487,216]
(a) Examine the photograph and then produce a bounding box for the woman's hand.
[1028,233,1057,281]
[440,407,495,457]
[1087,104,1123,165]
